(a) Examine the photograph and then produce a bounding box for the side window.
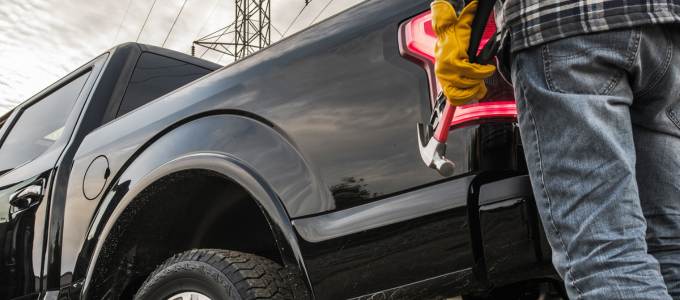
[0,71,90,172]
[116,53,212,117]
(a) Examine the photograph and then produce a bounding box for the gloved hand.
[432,0,496,105]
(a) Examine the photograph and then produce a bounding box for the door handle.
[9,181,44,210]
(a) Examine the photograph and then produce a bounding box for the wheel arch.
[74,114,317,299]
[80,152,312,299]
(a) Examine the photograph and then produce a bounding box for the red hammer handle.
[434,102,456,143]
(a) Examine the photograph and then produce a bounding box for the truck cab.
[0,43,219,299]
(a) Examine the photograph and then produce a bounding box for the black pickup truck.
[0,0,567,299]
[0,43,220,299]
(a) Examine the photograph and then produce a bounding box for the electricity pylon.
[193,0,271,62]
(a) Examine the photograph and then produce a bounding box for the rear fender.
[75,114,322,298]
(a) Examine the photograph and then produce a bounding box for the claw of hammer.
[417,100,456,177]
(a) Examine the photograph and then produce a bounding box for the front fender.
[62,114,326,298]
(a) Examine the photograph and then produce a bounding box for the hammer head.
[417,122,455,177]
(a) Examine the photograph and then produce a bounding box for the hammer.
[417,0,498,176]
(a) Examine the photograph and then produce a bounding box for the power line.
[194,0,221,40]
[192,0,222,56]
[136,0,159,42]
[113,0,133,43]
[309,0,335,26]
[162,0,188,47]
[281,2,310,37]
[198,24,234,58]
[272,24,283,37]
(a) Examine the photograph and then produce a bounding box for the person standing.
[431,0,680,298]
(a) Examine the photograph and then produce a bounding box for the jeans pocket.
[542,28,640,95]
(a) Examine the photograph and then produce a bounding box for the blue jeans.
[512,24,680,299]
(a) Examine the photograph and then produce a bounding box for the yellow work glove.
[432,0,496,105]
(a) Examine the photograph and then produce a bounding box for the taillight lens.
[399,9,516,129]
[403,11,437,64]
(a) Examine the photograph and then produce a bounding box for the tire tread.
[135,249,300,299]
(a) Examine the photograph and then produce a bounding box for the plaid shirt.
[494,0,680,52]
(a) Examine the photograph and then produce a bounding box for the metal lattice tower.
[193,0,271,62]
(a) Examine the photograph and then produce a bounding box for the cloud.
[0,0,363,114]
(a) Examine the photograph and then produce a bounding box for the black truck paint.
[0,44,219,299]
[1,0,561,299]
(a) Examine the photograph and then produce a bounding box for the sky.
[0,0,364,114]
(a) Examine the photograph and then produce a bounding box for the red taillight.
[399,9,517,129]
[403,11,497,64]
[452,101,516,128]
[403,11,437,64]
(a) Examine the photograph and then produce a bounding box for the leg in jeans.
[632,24,680,299]
[511,26,674,299]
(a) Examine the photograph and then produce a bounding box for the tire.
[135,249,303,300]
